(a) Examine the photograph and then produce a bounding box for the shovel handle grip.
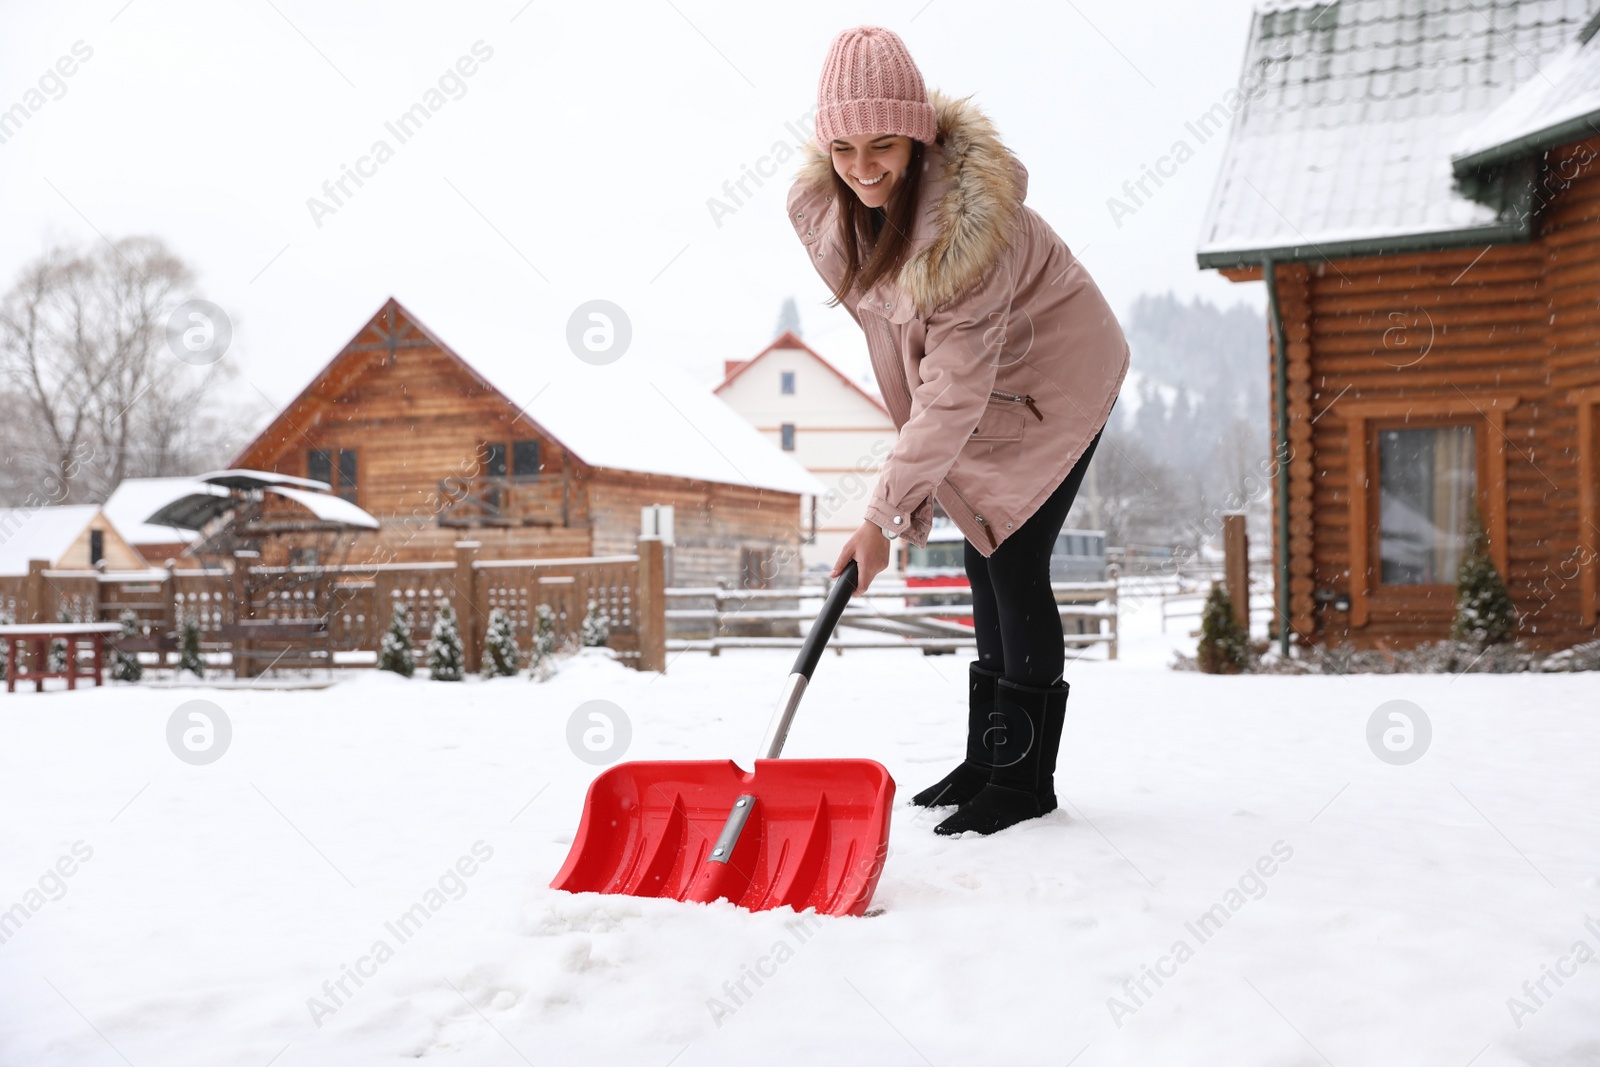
[792,559,857,681]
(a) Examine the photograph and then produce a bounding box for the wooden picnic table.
[0,623,122,693]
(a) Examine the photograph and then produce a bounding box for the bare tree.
[0,236,250,505]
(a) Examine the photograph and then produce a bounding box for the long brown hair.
[824,138,927,309]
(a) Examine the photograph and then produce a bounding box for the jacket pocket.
[968,397,1027,442]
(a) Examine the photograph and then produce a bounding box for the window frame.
[1568,386,1600,626]
[780,370,796,395]
[1341,394,1518,628]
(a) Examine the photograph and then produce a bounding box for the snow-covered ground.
[2,592,1597,1066]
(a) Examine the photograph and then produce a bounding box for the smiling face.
[830,132,914,209]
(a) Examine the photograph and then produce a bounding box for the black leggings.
[964,414,1110,687]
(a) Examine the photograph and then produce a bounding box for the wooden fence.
[0,537,669,675]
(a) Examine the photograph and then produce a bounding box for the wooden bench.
[219,618,333,678]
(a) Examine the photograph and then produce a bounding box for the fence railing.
[664,574,1119,659]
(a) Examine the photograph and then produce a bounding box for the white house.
[716,331,902,574]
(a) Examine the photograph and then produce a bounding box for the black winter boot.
[934,676,1068,836]
[910,662,1004,807]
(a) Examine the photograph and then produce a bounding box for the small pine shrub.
[177,611,205,678]
[426,600,464,681]
[527,603,558,682]
[1196,582,1251,674]
[111,610,144,683]
[378,603,416,678]
[581,599,611,647]
[0,608,12,681]
[48,608,71,673]
[479,607,521,678]
[1451,508,1518,648]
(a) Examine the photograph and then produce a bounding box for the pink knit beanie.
[814,26,937,150]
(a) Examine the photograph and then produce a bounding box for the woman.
[787,26,1129,836]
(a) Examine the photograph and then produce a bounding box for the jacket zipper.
[990,389,1043,421]
[944,477,998,550]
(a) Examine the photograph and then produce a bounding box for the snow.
[266,486,380,530]
[1198,1,1590,257]
[1452,26,1600,167]
[2,597,1598,1065]
[100,479,208,550]
[0,505,99,576]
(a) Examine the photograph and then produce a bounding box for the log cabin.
[228,298,824,588]
[1197,0,1600,652]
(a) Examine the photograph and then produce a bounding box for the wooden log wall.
[1281,132,1600,651]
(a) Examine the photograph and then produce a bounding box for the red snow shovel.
[550,560,893,917]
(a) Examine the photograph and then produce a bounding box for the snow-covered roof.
[1452,13,1600,168]
[1197,0,1599,265]
[102,477,212,546]
[387,300,828,498]
[267,486,380,528]
[0,504,99,576]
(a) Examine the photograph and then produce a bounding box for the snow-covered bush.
[426,600,464,681]
[581,599,610,647]
[527,603,559,682]
[177,611,205,678]
[0,608,12,681]
[48,609,70,673]
[480,607,521,678]
[110,610,144,683]
[378,603,415,678]
[1196,582,1250,674]
[1451,508,1518,648]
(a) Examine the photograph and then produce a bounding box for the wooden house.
[1198,0,1600,652]
[0,505,147,576]
[716,330,899,574]
[228,298,825,588]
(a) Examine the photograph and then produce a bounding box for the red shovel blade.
[550,758,894,917]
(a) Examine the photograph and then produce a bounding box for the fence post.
[636,536,665,672]
[1223,513,1249,630]
[453,541,481,674]
[24,559,48,624]
[161,562,177,638]
[1107,562,1120,661]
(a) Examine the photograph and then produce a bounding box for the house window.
[781,423,796,451]
[740,547,773,589]
[484,442,507,478]
[1378,424,1476,585]
[484,440,540,478]
[89,529,104,566]
[308,449,332,487]
[781,371,795,395]
[512,439,540,478]
[337,449,357,503]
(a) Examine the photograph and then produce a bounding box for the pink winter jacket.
[787,89,1129,556]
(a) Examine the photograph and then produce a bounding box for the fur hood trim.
[796,88,1027,315]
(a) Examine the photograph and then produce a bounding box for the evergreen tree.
[1196,581,1251,674]
[479,607,521,678]
[527,603,558,680]
[581,599,610,647]
[110,609,144,683]
[0,608,12,682]
[378,603,416,678]
[48,608,71,673]
[178,610,205,678]
[426,600,464,681]
[1451,507,1518,648]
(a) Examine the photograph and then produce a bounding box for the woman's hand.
[831,519,892,596]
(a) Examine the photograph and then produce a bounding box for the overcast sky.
[2,0,1267,420]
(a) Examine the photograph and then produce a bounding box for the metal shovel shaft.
[756,560,859,760]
